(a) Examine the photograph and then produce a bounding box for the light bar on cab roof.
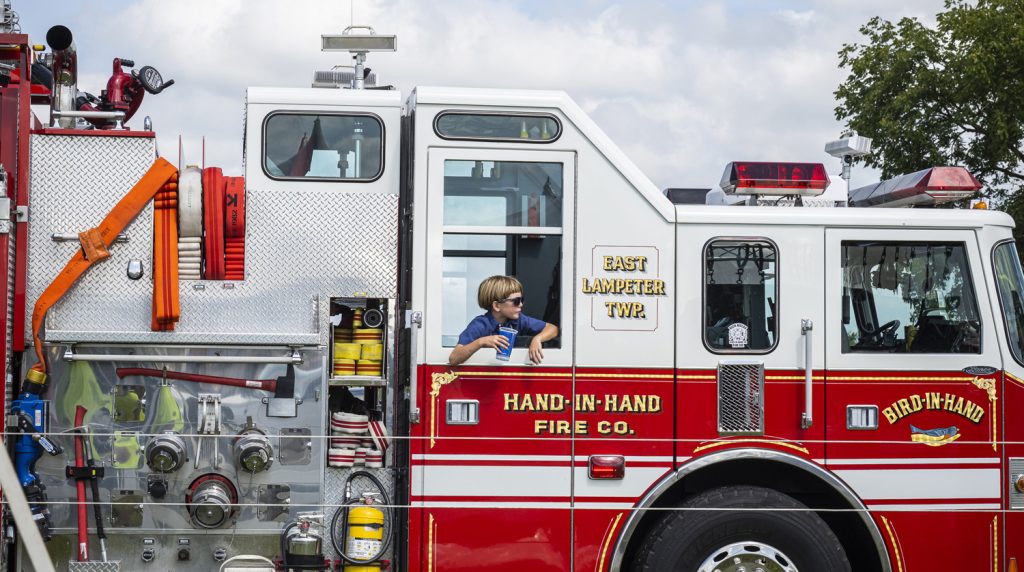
[719,161,829,196]
[848,166,982,208]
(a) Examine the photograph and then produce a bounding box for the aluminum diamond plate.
[26,133,398,346]
[25,134,157,344]
[68,562,121,572]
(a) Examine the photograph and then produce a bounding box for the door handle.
[406,310,423,424]
[801,319,813,429]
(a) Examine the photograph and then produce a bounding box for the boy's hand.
[529,338,544,364]
[477,335,509,350]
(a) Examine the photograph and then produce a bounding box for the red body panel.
[410,363,1014,571]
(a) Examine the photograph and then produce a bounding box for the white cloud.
[18,0,947,188]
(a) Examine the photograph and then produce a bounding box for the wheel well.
[621,457,885,572]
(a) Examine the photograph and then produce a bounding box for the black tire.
[634,485,851,572]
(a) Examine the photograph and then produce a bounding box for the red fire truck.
[0,8,1020,572]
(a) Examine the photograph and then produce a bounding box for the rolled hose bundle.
[152,176,180,331]
[223,176,246,280]
[177,166,203,280]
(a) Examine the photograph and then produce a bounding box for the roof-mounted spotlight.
[320,26,396,90]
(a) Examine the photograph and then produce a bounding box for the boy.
[448,275,559,365]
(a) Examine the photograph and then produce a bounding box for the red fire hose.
[115,368,277,393]
[73,405,89,562]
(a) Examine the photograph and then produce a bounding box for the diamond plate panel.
[68,562,121,572]
[26,134,398,345]
[25,134,157,344]
[717,361,764,435]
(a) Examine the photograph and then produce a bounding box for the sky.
[15,0,946,191]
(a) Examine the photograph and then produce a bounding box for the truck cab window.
[441,160,562,348]
[841,242,980,353]
[262,113,383,181]
[704,240,777,352]
[993,241,1024,364]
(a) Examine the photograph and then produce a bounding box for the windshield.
[993,241,1024,365]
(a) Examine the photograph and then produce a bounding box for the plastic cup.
[495,326,517,361]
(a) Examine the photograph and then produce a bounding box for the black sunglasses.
[500,296,524,306]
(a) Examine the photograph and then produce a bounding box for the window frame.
[260,110,386,183]
[701,237,781,355]
[991,239,1024,367]
[825,227,998,371]
[839,240,982,355]
[433,110,563,144]
[424,148,575,366]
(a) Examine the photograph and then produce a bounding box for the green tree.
[835,0,1024,238]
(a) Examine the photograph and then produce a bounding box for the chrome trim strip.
[608,448,892,572]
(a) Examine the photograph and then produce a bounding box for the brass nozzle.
[25,368,47,386]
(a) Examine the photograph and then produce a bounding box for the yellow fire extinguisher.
[342,504,384,572]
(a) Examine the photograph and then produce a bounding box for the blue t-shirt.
[456,313,547,346]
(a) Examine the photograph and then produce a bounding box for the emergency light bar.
[719,161,829,196]
[848,166,982,208]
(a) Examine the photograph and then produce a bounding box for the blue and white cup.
[495,326,517,361]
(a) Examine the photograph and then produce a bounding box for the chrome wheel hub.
[697,541,798,572]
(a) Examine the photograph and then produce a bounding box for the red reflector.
[720,161,829,196]
[589,455,625,480]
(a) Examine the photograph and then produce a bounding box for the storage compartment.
[329,298,391,387]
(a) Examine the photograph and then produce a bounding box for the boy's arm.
[528,322,559,364]
[448,335,510,366]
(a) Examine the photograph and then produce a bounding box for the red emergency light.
[588,455,625,480]
[848,166,982,208]
[720,161,829,197]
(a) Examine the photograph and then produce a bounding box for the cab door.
[677,224,826,466]
[824,229,1002,570]
[410,148,575,571]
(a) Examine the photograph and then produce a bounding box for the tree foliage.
[835,0,1024,228]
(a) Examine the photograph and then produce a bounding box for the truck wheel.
[634,485,851,572]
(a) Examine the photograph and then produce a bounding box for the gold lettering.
[605,301,615,317]
[953,396,967,416]
[603,256,615,271]
[575,420,588,434]
[897,399,913,416]
[554,420,570,434]
[968,403,985,423]
[576,394,596,412]
[534,419,550,434]
[597,420,612,434]
[504,393,519,412]
[944,393,957,411]
[909,394,923,412]
[926,392,941,409]
[653,280,666,295]
[535,394,548,411]
[882,406,898,424]
[636,256,648,272]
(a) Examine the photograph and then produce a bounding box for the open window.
[425,149,574,365]
[441,160,562,348]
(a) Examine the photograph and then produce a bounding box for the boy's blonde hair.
[477,275,523,310]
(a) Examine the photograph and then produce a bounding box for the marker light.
[589,455,625,480]
[848,166,982,208]
[719,162,829,196]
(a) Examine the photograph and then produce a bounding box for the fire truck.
[0,6,1020,572]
